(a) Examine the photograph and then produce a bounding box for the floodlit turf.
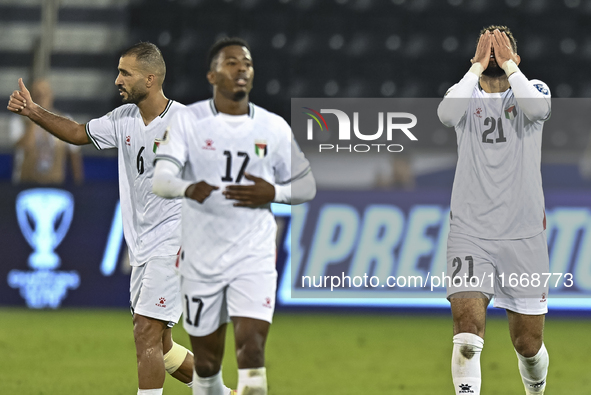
[0,308,589,394]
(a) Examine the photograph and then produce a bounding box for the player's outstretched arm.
[7,78,89,145]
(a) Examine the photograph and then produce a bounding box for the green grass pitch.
[0,308,589,394]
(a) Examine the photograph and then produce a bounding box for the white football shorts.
[181,269,278,337]
[446,231,549,315]
[130,255,182,327]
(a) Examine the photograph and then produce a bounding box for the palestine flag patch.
[255,140,267,158]
[504,105,517,120]
[153,127,170,153]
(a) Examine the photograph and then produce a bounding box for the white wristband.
[469,63,484,76]
[501,59,519,77]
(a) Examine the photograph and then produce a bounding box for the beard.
[482,61,506,78]
[232,90,247,101]
[121,87,147,104]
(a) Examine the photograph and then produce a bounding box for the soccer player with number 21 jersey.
[438,26,551,395]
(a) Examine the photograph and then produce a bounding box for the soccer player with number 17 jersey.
[153,38,316,395]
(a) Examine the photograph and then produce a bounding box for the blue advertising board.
[1,183,590,311]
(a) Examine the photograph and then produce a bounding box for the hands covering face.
[471,29,519,70]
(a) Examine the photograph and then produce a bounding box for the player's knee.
[193,357,222,378]
[133,315,165,349]
[513,335,543,358]
[454,319,485,338]
[236,339,265,368]
[163,342,192,375]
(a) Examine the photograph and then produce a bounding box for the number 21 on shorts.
[451,255,474,281]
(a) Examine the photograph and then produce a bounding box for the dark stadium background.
[1,1,590,394]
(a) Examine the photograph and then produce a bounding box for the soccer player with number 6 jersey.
[6,42,237,395]
[153,37,316,395]
[438,26,551,395]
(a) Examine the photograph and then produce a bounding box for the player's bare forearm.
[28,105,90,145]
[223,172,275,207]
[185,181,219,203]
[7,78,89,145]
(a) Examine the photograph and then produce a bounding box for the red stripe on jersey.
[176,247,181,268]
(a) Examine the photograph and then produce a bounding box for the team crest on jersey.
[153,127,170,153]
[474,107,483,118]
[504,105,517,121]
[255,140,268,158]
[125,136,131,146]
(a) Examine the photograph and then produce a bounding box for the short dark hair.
[121,41,166,81]
[479,25,517,53]
[207,37,251,70]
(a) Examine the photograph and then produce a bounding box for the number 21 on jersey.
[482,117,507,144]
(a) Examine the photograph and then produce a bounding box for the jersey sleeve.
[85,110,120,150]
[437,71,479,128]
[154,108,190,171]
[508,75,551,122]
[273,119,311,185]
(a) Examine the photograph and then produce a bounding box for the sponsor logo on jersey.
[156,297,167,308]
[534,84,549,95]
[202,139,216,150]
[504,105,517,120]
[474,107,483,118]
[458,384,474,393]
[255,140,268,158]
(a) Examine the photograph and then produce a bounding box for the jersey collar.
[158,99,173,118]
[208,98,254,119]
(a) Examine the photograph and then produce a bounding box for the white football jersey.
[186,98,219,120]
[86,100,186,264]
[447,80,551,239]
[155,103,311,280]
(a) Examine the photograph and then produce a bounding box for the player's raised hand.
[185,181,219,203]
[223,172,275,207]
[7,78,36,117]
[491,29,519,68]
[471,31,492,70]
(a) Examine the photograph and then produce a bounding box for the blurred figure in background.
[374,155,415,190]
[9,79,84,185]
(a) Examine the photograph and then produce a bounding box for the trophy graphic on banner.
[8,189,80,308]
